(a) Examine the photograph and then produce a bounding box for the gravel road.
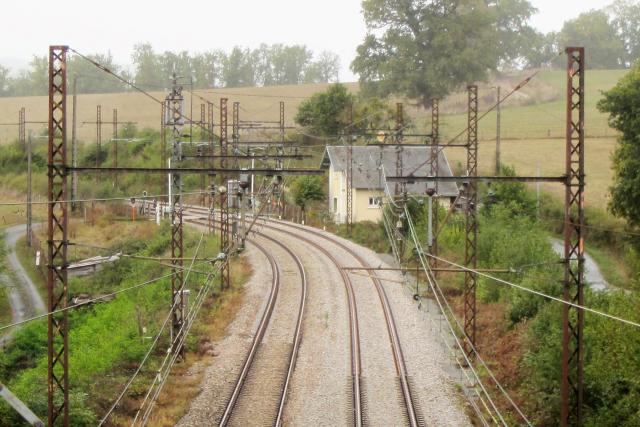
[1,224,45,345]
[549,237,611,291]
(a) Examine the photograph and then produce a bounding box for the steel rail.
[185,217,308,426]
[263,218,420,427]
[217,236,280,426]
[186,207,364,427]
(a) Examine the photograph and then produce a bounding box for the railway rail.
[185,205,421,426]
[186,217,307,426]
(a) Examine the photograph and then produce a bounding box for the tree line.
[0,43,341,97]
[525,0,640,69]
[352,0,640,107]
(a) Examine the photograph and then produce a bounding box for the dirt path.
[1,224,45,345]
[549,237,610,291]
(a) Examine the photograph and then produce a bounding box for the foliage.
[481,165,536,218]
[294,84,355,136]
[351,0,537,106]
[598,64,640,226]
[609,0,640,68]
[291,176,325,219]
[0,221,211,424]
[523,290,640,425]
[557,10,626,69]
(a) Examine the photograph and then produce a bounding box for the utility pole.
[199,103,206,206]
[495,85,501,176]
[207,101,215,235]
[561,46,585,427]
[27,131,32,247]
[464,85,479,359]
[429,98,440,273]
[166,73,185,356]
[47,44,70,427]
[113,108,118,188]
[278,101,286,219]
[219,98,230,290]
[96,105,102,182]
[395,102,406,263]
[19,107,25,146]
[160,101,167,199]
[71,75,77,211]
[346,103,354,232]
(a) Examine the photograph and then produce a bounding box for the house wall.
[354,189,384,223]
[329,166,349,223]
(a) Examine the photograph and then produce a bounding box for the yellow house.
[322,145,459,224]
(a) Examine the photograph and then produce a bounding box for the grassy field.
[0,68,629,211]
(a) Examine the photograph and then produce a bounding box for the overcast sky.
[1,0,615,81]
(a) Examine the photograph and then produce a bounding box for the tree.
[609,0,640,67]
[597,63,640,225]
[557,10,625,69]
[67,52,127,94]
[351,0,537,107]
[291,176,325,223]
[294,84,354,136]
[0,65,10,96]
[305,51,340,83]
[132,43,163,89]
[522,31,559,69]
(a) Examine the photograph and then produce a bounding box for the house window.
[368,197,381,208]
[333,197,338,212]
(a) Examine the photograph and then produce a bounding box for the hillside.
[0,69,628,207]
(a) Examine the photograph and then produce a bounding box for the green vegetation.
[0,43,340,97]
[598,62,640,226]
[295,84,354,136]
[0,221,223,425]
[290,176,325,223]
[352,0,537,106]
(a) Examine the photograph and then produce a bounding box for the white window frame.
[367,196,382,209]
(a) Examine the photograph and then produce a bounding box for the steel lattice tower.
[47,45,70,427]
[464,85,478,358]
[219,98,230,289]
[561,47,585,427]
[166,74,185,355]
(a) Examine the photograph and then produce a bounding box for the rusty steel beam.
[47,45,69,427]
[200,103,206,206]
[96,105,101,181]
[561,46,585,427]
[385,175,566,183]
[464,85,478,358]
[19,107,26,146]
[346,103,354,232]
[68,166,324,175]
[113,108,118,188]
[181,154,311,160]
[220,98,230,290]
[277,101,286,218]
[161,101,167,198]
[430,98,440,273]
[207,101,215,234]
[167,73,185,357]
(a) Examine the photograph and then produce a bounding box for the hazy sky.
[1,0,616,81]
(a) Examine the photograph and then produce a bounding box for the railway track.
[185,206,421,426]
[186,217,307,426]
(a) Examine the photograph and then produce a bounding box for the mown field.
[0,69,628,209]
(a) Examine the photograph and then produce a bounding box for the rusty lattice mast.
[47,44,70,427]
[167,73,185,355]
[219,98,230,289]
[464,85,478,357]
[561,46,585,427]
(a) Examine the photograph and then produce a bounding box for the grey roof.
[322,145,459,197]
